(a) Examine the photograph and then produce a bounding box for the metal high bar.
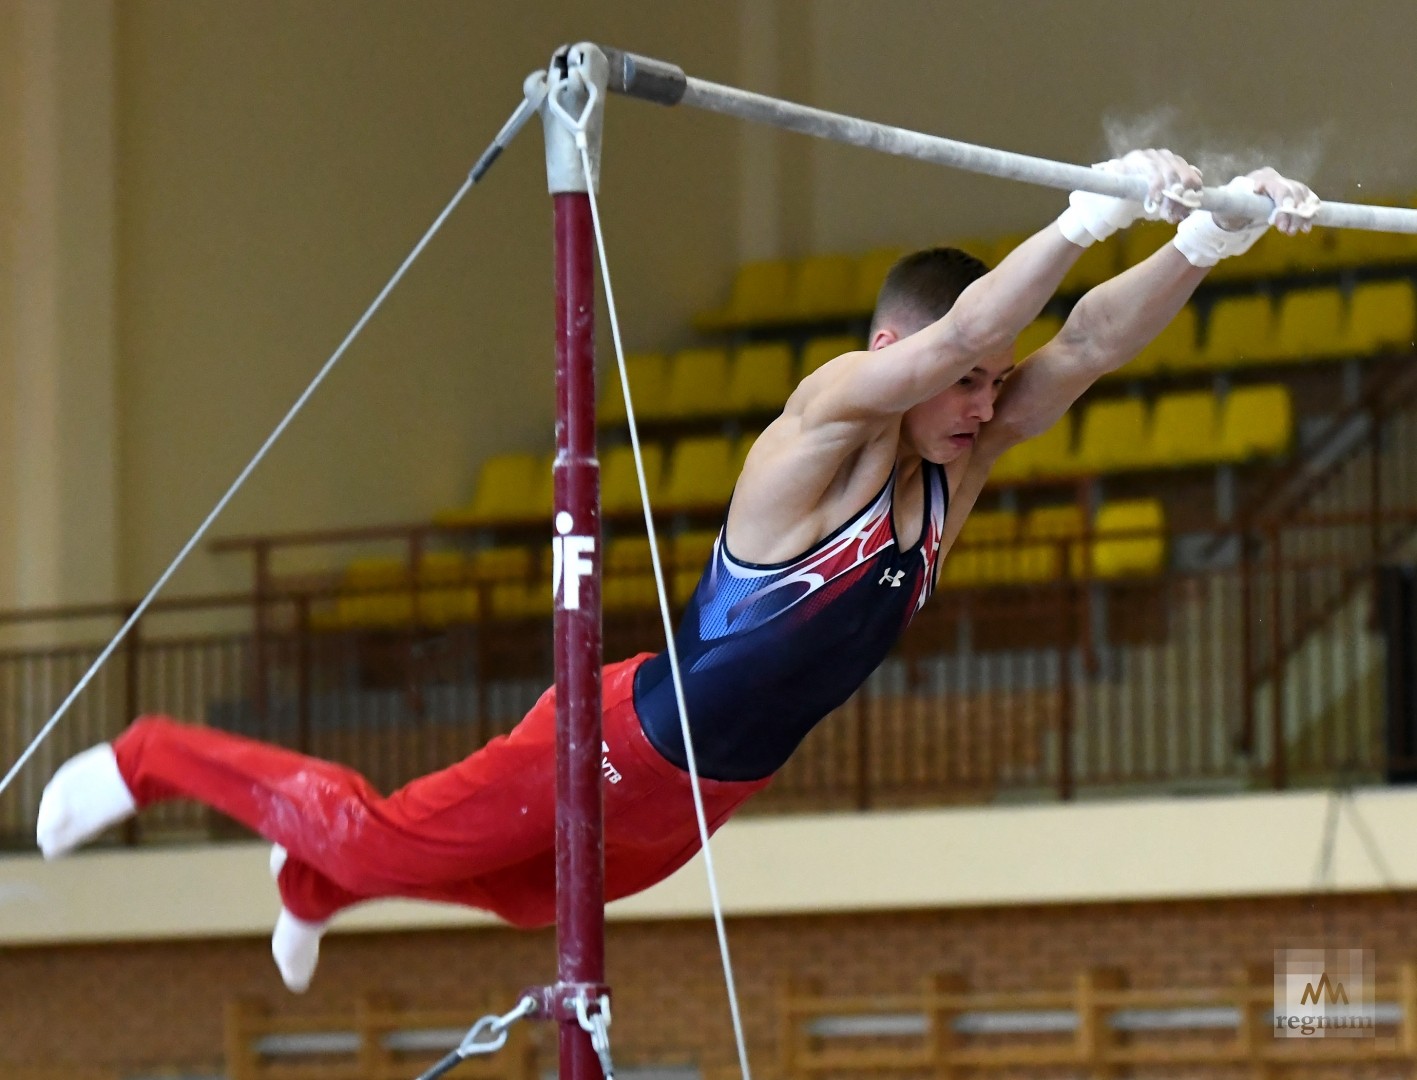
[595,44,1417,235]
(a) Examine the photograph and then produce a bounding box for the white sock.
[271,907,327,993]
[35,744,138,859]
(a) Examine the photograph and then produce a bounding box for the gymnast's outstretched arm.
[979,166,1321,455]
[799,149,1201,427]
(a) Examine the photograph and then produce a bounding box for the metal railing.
[7,373,1417,844]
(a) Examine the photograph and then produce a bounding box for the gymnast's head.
[869,246,1014,464]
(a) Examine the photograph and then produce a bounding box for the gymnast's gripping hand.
[1174,167,1321,267]
[1056,148,1204,248]
[1214,166,1322,236]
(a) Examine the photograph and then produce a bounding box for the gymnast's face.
[900,350,1014,463]
[874,314,1013,464]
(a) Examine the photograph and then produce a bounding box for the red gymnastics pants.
[111,653,770,927]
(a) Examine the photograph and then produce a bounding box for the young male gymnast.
[36,150,1318,991]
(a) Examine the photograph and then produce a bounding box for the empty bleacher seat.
[1270,286,1347,361]
[661,436,736,510]
[695,259,793,330]
[1118,221,1173,270]
[1112,305,1197,377]
[1217,383,1293,461]
[1060,241,1120,294]
[850,247,905,314]
[1024,503,1085,577]
[1090,499,1166,578]
[801,334,864,378]
[601,443,663,515]
[1200,295,1277,369]
[1348,280,1417,354]
[1000,412,1077,480]
[940,510,1018,587]
[788,254,857,320]
[603,535,657,612]
[1073,398,1149,473]
[437,452,543,525]
[727,343,794,414]
[664,347,731,418]
[1146,390,1220,467]
[598,352,668,426]
[1014,315,1062,360]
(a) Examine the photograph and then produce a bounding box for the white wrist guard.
[1056,164,1143,248]
[1172,177,1269,267]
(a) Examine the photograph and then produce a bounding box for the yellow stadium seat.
[1119,221,1173,270]
[601,443,664,516]
[1017,413,1078,478]
[1009,542,1063,583]
[603,535,657,612]
[1115,305,1198,377]
[1060,241,1119,294]
[1090,499,1166,579]
[1023,504,1085,579]
[800,334,864,378]
[1024,504,1085,541]
[1347,280,1417,354]
[672,529,718,603]
[986,232,1030,267]
[413,552,479,627]
[1206,230,1291,282]
[695,260,793,330]
[337,557,413,628]
[1147,390,1221,468]
[788,254,857,320]
[987,440,1033,485]
[437,452,542,526]
[1217,384,1293,461]
[1073,398,1150,473]
[472,546,534,581]
[1271,287,1347,362]
[661,436,736,510]
[598,353,668,426]
[1281,229,1343,275]
[1199,295,1277,369]
[727,343,794,414]
[1014,315,1062,360]
[1331,228,1417,267]
[851,248,906,314]
[950,510,1018,584]
[531,453,555,520]
[664,347,731,418]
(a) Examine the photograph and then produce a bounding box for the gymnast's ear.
[868,326,899,352]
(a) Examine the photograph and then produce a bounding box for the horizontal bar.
[599,45,1417,234]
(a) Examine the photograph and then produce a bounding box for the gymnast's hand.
[1056,147,1203,247]
[1107,148,1204,224]
[1213,167,1321,236]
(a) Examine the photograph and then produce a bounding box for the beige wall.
[113,1,744,598]
[807,0,1417,253]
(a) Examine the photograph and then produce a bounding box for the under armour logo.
[878,569,905,588]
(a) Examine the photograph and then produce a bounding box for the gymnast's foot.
[35,743,137,859]
[268,844,327,993]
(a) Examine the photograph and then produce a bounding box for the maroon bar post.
[552,188,605,1080]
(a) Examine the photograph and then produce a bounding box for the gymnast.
[35,149,1318,991]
